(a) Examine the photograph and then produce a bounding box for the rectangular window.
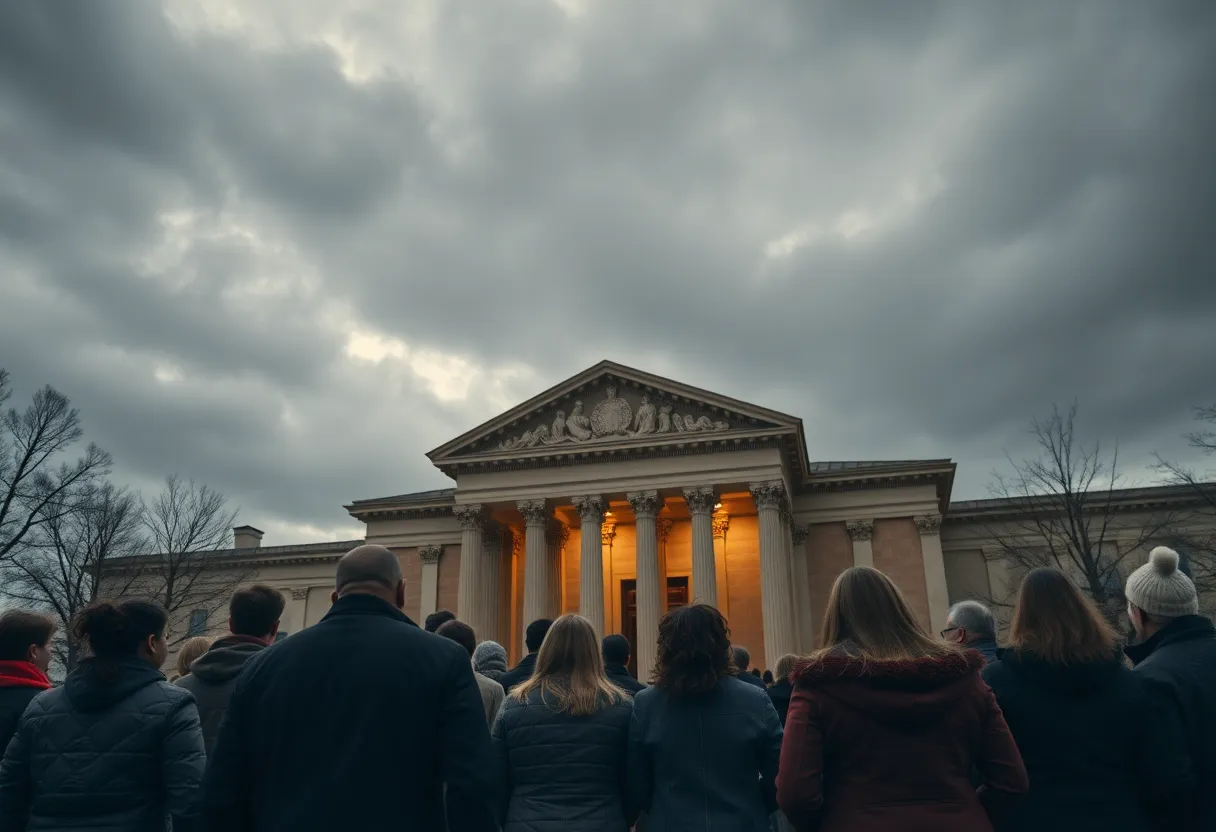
[187,609,210,637]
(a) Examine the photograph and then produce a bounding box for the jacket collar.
[321,592,418,627]
[793,648,984,689]
[604,662,632,677]
[1125,614,1216,666]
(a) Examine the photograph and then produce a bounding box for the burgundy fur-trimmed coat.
[776,649,1027,832]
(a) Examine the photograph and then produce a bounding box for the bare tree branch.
[1153,404,1216,597]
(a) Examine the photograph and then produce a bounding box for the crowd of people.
[0,541,1213,831]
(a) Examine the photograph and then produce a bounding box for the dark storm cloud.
[1,0,1213,541]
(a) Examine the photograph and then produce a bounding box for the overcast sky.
[2,1,1213,545]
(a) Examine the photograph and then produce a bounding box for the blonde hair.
[511,614,624,715]
[774,653,799,682]
[817,566,958,662]
[176,636,213,678]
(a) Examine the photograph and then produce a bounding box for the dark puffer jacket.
[0,661,51,754]
[492,685,634,831]
[175,634,267,753]
[0,657,205,832]
[983,649,1193,832]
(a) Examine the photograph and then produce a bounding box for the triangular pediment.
[428,361,805,469]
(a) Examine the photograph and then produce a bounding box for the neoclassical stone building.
[133,361,1213,678]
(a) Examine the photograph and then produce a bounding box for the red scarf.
[0,660,51,690]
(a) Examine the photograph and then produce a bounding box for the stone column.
[916,515,951,635]
[478,527,502,644]
[781,506,804,656]
[657,518,673,613]
[518,500,550,642]
[750,481,797,668]
[713,510,731,618]
[846,519,875,567]
[683,486,718,607]
[572,495,607,637]
[455,504,487,631]
[418,545,443,623]
[628,490,662,683]
[601,518,617,632]
[546,522,568,617]
[791,527,813,651]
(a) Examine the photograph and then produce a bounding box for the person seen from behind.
[767,654,797,726]
[425,609,456,633]
[602,633,645,694]
[498,618,553,693]
[474,640,509,684]
[777,566,1027,832]
[983,567,1192,832]
[732,645,767,689]
[175,584,284,753]
[0,600,206,831]
[943,600,1000,664]
[437,619,505,726]
[1124,545,1216,831]
[201,544,497,832]
[0,611,55,753]
[628,604,783,831]
[492,614,634,832]
[172,635,214,682]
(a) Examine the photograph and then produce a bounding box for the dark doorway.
[621,576,691,678]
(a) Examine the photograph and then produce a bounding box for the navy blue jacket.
[201,593,497,832]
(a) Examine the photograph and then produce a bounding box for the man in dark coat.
[731,646,767,689]
[498,618,553,694]
[202,544,497,832]
[1125,546,1216,831]
[943,600,1000,664]
[602,634,645,694]
[176,584,285,753]
[0,611,55,752]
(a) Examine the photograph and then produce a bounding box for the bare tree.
[136,475,250,642]
[5,482,146,671]
[1154,405,1216,594]
[0,369,112,565]
[984,404,1190,617]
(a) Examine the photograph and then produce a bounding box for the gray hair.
[947,600,996,638]
[731,645,751,671]
[335,545,402,593]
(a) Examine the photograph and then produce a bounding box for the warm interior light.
[714,502,722,509]
[605,510,613,517]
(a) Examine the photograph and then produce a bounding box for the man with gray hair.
[942,600,999,664]
[202,544,497,831]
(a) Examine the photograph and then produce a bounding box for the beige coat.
[476,671,504,726]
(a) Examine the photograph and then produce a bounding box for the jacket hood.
[187,635,267,684]
[994,648,1124,694]
[792,649,985,728]
[65,657,165,713]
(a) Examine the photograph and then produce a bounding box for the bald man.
[202,545,497,832]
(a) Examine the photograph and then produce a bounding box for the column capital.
[481,525,501,551]
[454,504,488,531]
[657,518,673,543]
[418,544,443,565]
[915,514,943,536]
[682,486,717,515]
[846,519,874,541]
[792,525,810,546]
[545,519,570,547]
[601,518,617,545]
[571,494,606,522]
[511,527,524,556]
[626,490,661,520]
[291,587,309,600]
[749,481,787,511]
[517,499,549,527]
[712,510,730,539]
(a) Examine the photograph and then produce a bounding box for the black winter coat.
[201,593,497,832]
[499,652,538,694]
[628,676,783,832]
[1126,615,1216,831]
[0,657,206,832]
[492,686,633,832]
[767,679,792,725]
[175,635,267,754]
[605,663,645,696]
[0,687,42,756]
[983,649,1192,832]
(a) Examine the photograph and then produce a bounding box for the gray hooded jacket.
[176,635,267,753]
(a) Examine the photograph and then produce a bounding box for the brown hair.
[229,584,285,638]
[652,604,737,697]
[817,566,958,661]
[774,653,798,683]
[1007,567,1119,665]
[0,610,57,661]
[176,636,213,677]
[511,614,624,715]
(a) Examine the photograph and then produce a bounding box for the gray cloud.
[1,0,1213,543]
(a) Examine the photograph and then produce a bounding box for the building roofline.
[946,482,1211,522]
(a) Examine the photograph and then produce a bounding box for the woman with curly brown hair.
[627,603,783,831]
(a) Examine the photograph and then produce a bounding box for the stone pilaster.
[418,545,443,624]
[781,505,804,655]
[791,526,813,651]
[454,504,487,630]
[712,509,731,618]
[518,500,550,643]
[750,481,797,669]
[572,495,607,638]
[846,519,875,568]
[546,522,568,617]
[915,514,950,635]
[628,490,662,683]
[478,527,502,644]
[683,486,718,608]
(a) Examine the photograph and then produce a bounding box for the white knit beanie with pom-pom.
[1124,546,1199,618]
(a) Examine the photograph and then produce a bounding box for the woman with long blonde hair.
[777,566,1027,832]
[492,613,633,831]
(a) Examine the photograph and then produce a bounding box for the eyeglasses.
[940,627,960,639]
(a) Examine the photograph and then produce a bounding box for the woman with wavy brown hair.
[627,603,783,831]
[777,566,1027,832]
[982,567,1192,832]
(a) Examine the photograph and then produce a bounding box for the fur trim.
[791,649,984,687]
